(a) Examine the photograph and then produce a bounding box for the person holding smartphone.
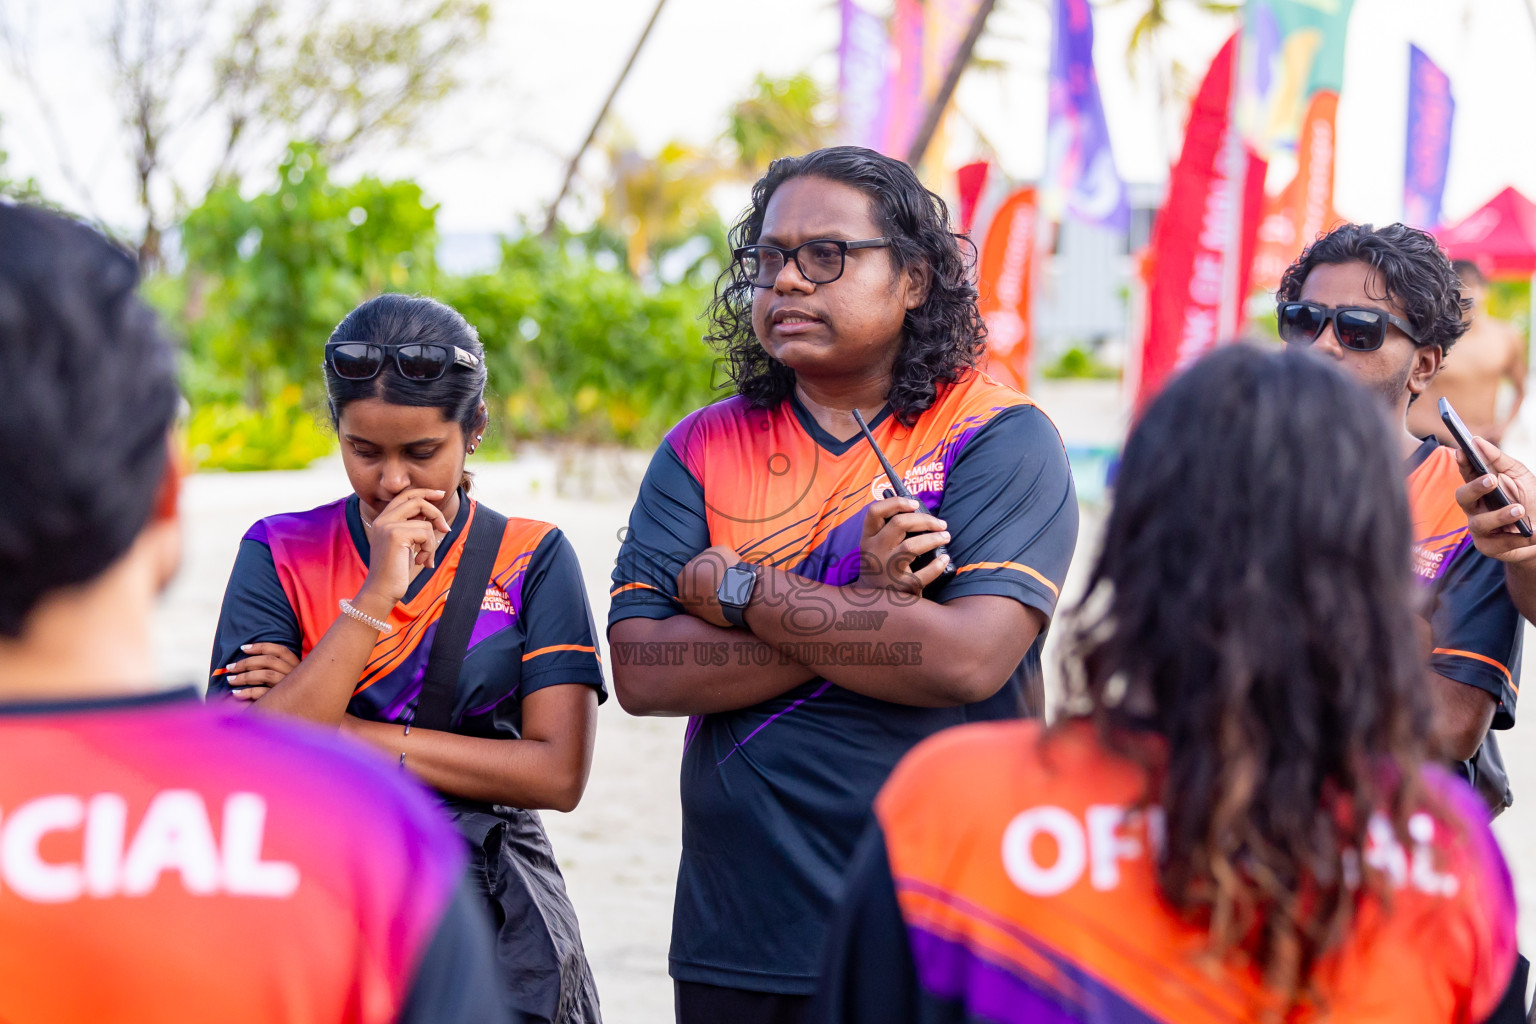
[1274,222,1522,816]
[206,294,604,1024]
[1454,437,1536,609]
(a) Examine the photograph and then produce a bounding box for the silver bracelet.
[338,598,392,634]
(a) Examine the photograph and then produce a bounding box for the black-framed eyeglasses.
[733,237,892,288]
[1277,301,1422,352]
[323,341,481,381]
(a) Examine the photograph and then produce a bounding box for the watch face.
[719,564,756,607]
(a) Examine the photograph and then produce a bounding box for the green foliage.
[441,235,721,446]
[1488,280,1533,346]
[184,385,335,471]
[160,146,725,469]
[0,119,53,206]
[599,133,727,280]
[179,142,438,405]
[723,73,831,177]
[1042,345,1120,381]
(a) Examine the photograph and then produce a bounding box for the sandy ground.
[152,379,1536,1023]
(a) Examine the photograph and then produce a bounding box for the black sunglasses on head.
[324,341,481,381]
[1277,301,1422,352]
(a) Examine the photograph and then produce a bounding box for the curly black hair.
[1277,222,1471,354]
[704,146,984,425]
[1065,343,1435,1009]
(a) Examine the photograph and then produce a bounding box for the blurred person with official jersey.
[815,345,1519,1023]
[0,203,508,1024]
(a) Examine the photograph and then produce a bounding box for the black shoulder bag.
[410,503,603,1022]
[412,504,506,731]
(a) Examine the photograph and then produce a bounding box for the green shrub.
[441,235,722,447]
[159,146,728,468]
[1042,345,1119,380]
[186,385,335,471]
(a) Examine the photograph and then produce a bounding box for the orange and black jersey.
[1406,439,1523,809]
[1407,439,1522,725]
[815,721,1517,1024]
[208,493,606,733]
[0,688,508,1024]
[609,370,1079,993]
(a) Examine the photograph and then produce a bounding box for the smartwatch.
[716,562,759,628]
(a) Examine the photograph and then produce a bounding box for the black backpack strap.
[413,504,508,732]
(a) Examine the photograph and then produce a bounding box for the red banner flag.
[977,186,1038,393]
[956,161,990,234]
[1251,90,1340,292]
[1132,35,1267,411]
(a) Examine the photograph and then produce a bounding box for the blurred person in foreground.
[1408,260,1526,446]
[205,293,604,1024]
[814,345,1518,1023]
[1275,223,1521,815]
[0,204,508,1022]
[609,146,1077,1024]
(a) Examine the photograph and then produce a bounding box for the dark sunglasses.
[324,341,481,381]
[733,237,891,288]
[1277,301,1422,352]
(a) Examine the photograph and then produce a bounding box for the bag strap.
[413,503,507,732]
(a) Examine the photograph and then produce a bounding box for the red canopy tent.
[1436,186,1536,278]
[1435,186,1536,441]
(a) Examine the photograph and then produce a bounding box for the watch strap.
[717,562,758,628]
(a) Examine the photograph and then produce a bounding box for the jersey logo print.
[865,458,948,502]
[0,790,298,902]
[1408,447,1473,584]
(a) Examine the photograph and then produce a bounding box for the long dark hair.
[0,204,179,635]
[705,146,985,425]
[1064,344,1434,1005]
[324,293,488,492]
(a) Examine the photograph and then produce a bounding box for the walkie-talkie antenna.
[850,409,954,576]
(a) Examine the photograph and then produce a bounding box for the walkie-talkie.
[850,409,955,576]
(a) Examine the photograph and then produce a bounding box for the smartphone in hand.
[1440,397,1533,538]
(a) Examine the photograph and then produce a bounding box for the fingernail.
[939,531,951,541]
[1512,505,1525,518]
[240,644,253,652]
[1485,476,1496,488]
[937,520,947,528]
[226,663,238,670]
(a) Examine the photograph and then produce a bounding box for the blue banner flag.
[838,0,891,151]
[1404,44,1454,228]
[1043,0,1127,229]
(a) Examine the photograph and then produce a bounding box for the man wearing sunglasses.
[1277,222,1522,817]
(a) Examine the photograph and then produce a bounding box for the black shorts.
[674,981,810,1024]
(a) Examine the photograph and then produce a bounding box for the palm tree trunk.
[905,0,998,168]
[542,0,669,237]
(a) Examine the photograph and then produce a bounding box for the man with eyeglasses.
[1276,222,1522,817]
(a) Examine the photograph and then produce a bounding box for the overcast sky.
[3,0,1534,235]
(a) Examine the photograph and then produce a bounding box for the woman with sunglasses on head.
[208,294,604,1024]
[608,146,1078,1024]
[814,345,1520,1024]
